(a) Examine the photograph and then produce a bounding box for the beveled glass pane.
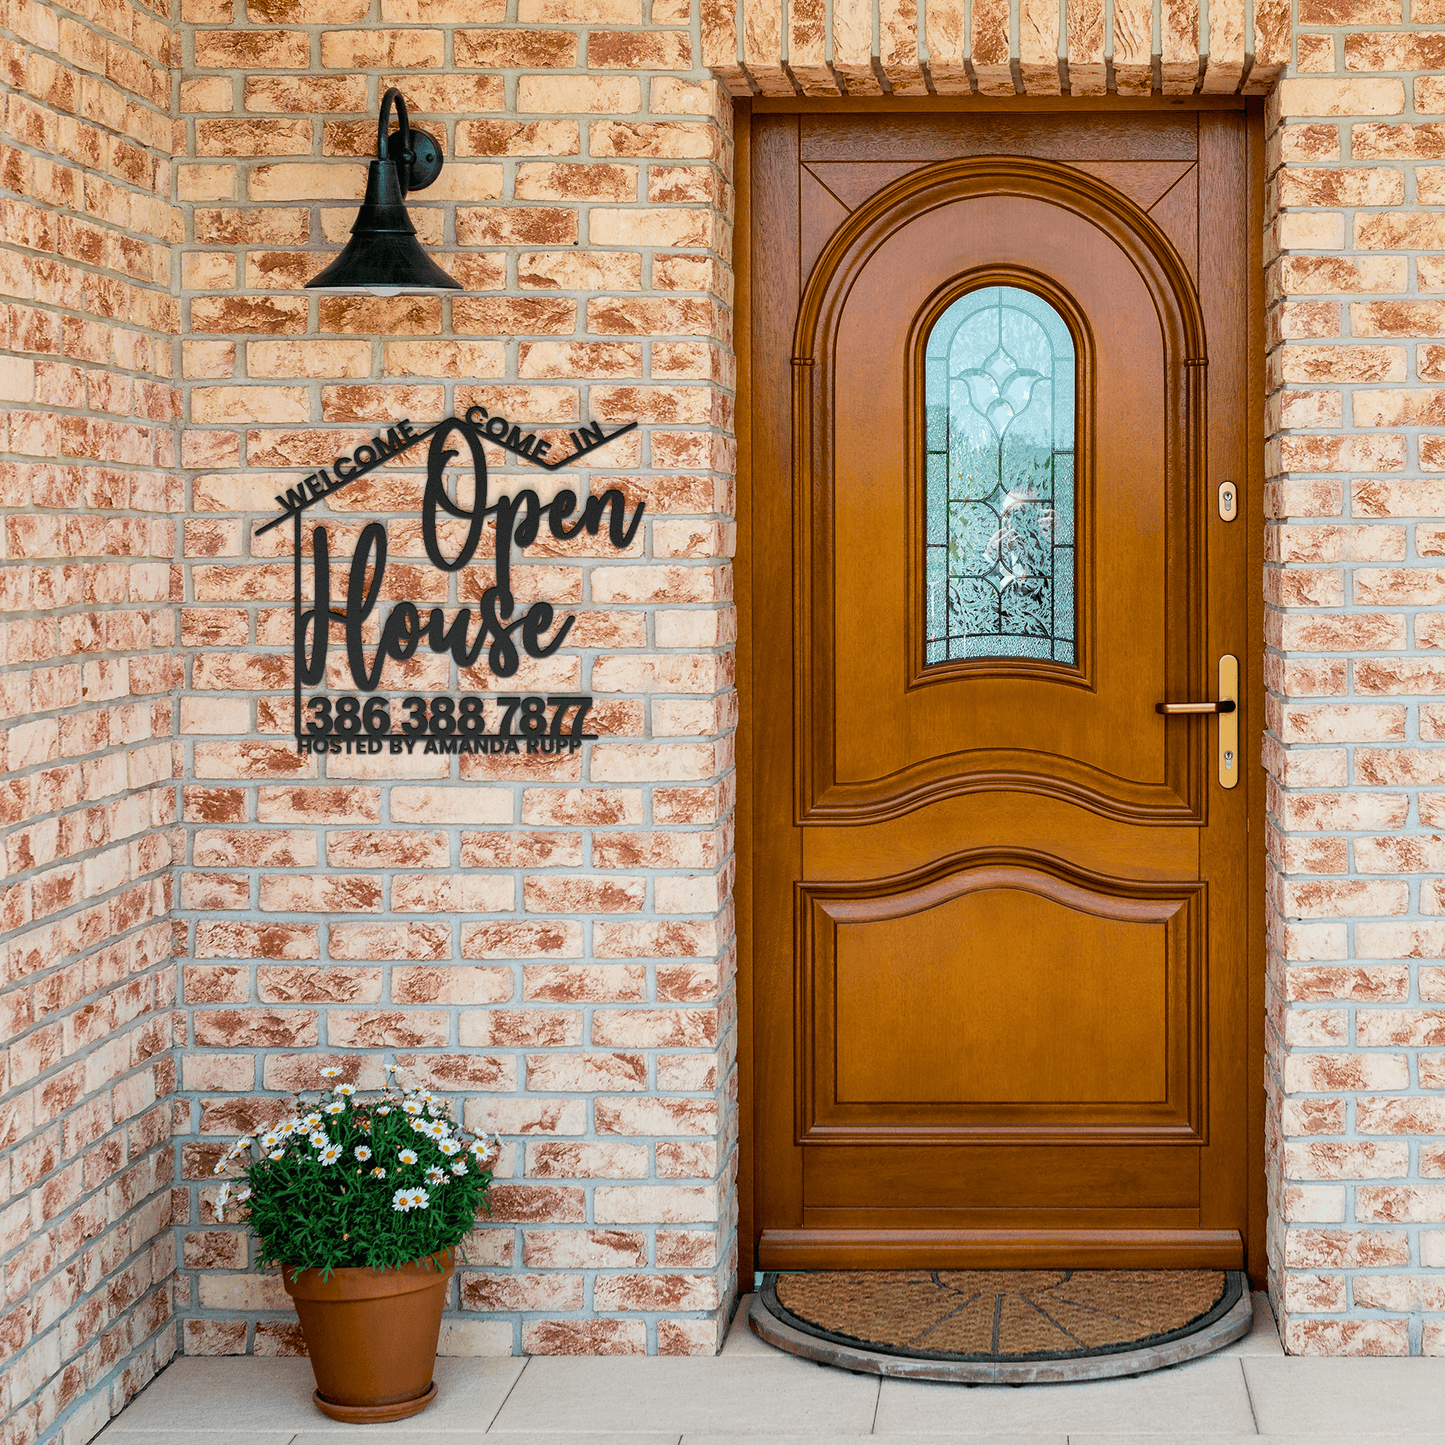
[923,285,1077,667]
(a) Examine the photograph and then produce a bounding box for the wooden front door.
[747,109,1262,1274]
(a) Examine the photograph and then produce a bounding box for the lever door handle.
[1155,656,1240,790]
[1155,699,1236,715]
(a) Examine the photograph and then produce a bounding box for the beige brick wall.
[1263,54,1445,1355]
[170,1,739,1362]
[704,0,1445,1359]
[0,0,184,1436]
[16,0,1445,1417]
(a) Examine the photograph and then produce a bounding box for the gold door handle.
[1155,700,1236,714]
[1156,656,1239,789]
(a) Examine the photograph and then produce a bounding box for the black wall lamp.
[307,87,460,296]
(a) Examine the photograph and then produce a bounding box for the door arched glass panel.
[924,284,1077,666]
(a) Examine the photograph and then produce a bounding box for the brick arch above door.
[700,0,1288,97]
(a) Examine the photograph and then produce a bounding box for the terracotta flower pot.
[282,1249,453,1423]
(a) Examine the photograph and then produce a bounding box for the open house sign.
[255,409,642,760]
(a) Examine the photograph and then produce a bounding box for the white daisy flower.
[216,1183,231,1216]
[278,1119,298,1135]
[425,1166,445,1185]
[235,1186,251,1203]
[227,1141,250,1160]
[409,1187,429,1210]
[370,1166,387,1178]
[391,1187,416,1212]
[450,1161,468,1176]
[309,1130,328,1148]
[438,1139,461,1156]
[354,1145,372,1162]
[423,1120,448,1140]
[402,1100,424,1115]
[334,1084,356,1097]
[320,1067,342,1078]
[376,1106,392,1116]
[259,1131,280,1150]
[303,1113,322,1129]
[398,1148,418,1165]
[320,1144,343,1165]
[324,1101,345,1115]
[269,1149,285,1161]
[213,1160,226,1176]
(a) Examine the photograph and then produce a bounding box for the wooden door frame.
[732,97,1268,1296]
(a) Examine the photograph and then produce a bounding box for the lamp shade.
[306,88,460,296]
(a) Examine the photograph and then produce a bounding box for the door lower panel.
[758,1228,1245,1270]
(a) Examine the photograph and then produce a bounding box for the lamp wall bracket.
[385,125,442,193]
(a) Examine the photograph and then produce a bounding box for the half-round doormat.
[750,1269,1252,1383]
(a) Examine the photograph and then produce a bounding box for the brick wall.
[710,0,1445,1359]
[0,0,183,1434]
[16,0,1445,1412]
[1264,52,1445,1354]
[170,6,740,1360]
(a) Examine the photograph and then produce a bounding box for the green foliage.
[214,1068,498,1275]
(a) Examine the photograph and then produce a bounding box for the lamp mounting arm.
[377,85,442,195]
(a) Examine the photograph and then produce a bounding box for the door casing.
[732,96,1268,1293]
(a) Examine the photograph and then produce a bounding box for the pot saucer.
[313,1380,437,1422]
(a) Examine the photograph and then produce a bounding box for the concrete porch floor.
[99,1292,1445,1444]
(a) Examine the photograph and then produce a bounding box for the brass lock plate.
[1219,654,1239,789]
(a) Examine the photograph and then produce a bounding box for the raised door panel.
[836,897,1170,1107]
[798,858,1205,1146]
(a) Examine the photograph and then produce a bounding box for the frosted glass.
[924,286,1077,666]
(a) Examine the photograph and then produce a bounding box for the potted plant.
[214,1065,499,1423]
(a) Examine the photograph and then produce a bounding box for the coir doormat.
[759,1269,1245,1365]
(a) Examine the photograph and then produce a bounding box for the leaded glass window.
[924,285,1077,666]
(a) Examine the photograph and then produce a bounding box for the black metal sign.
[255,409,643,759]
